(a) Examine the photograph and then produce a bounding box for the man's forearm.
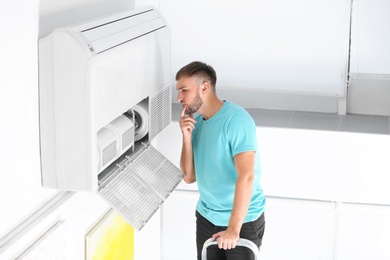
[228,151,256,234]
[180,136,196,183]
[228,173,253,234]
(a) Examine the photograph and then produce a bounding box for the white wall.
[347,0,390,116]
[0,0,136,258]
[349,0,390,75]
[0,0,53,240]
[152,0,390,115]
[162,0,351,97]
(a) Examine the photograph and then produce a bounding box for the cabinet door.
[260,197,336,260]
[337,203,390,260]
[161,190,199,260]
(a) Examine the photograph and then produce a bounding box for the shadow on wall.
[38,0,134,37]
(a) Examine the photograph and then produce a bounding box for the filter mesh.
[131,145,182,199]
[98,145,183,231]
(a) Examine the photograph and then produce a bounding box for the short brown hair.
[175,61,217,89]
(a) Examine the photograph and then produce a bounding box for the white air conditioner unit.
[38,6,183,231]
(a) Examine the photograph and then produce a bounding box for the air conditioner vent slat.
[81,9,154,33]
[80,9,164,53]
[81,10,158,41]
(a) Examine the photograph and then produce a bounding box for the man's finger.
[211,233,220,242]
[180,105,186,118]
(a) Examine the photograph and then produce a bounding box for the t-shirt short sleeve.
[227,110,258,157]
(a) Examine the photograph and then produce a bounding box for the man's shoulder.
[223,101,252,121]
[223,100,247,113]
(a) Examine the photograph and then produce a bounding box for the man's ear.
[201,82,210,94]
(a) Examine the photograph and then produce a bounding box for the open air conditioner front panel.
[98,144,183,231]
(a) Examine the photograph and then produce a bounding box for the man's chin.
[186,108,196,115]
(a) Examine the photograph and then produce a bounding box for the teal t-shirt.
[192,101,265,226]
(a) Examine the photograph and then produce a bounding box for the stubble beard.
[185,92,203,115]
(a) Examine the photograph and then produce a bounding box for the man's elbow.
[240,171,255,184]
[183,174,196,184]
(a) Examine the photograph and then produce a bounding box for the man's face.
[176,76,203,115]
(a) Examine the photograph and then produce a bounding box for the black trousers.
[196,211,265,260]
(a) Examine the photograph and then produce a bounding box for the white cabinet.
[260,197,336,260]
[337,203,390,260]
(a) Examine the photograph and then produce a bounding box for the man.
[176,61,266,260]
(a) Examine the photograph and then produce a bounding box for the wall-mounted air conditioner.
[38,6,183,231]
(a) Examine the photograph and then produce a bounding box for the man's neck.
[200,97,224,120]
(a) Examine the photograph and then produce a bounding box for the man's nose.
[177,92,183,102]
